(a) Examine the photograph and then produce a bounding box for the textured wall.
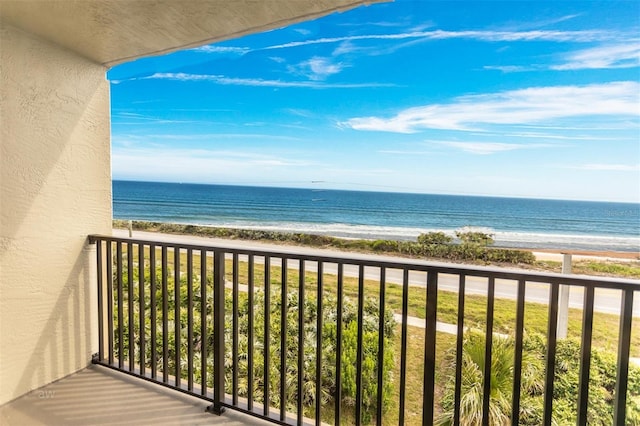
[0,24,112,405]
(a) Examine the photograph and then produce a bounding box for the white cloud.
[143,72,392,88]
[289,57,344,80]
[436,142,553,155]
[332,41,359,56]
[570,163,640,172]
[190,45,250,55]
[483,65,534,73]
[343,81,640,133]
[263,29,618,51]
[551,43,640,70]
[500,14,582,31]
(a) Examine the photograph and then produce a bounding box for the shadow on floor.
[0,365,265,425]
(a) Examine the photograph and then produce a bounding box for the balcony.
[7,233,636,425]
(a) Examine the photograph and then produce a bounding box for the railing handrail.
[88,234,640,290]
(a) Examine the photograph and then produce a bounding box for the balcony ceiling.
[0,0,383,67]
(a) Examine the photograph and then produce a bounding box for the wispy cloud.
[551,43,640,70]
[342,81,640,133]
[569,163,640,172]
[263,29,618,51]
[288,57,344,80]
[142,72,392,88]
[138,133,302,141]
[483,65,535,73]
[499,14,582,31]
[485,42,640,72]
[378,150,434,155]
[435,142,554,155]
[190,45,250,55]
[111,111,200,125]
[113,148,315,178]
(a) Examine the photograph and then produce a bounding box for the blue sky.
[108,0,640,203]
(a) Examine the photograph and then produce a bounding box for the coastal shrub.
[417,231,453,245]
[114,260,395,424]
[455,231,495,246]
[371,239,399,252]
[114,220,535,265]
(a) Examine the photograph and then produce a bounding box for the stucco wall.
[0,24,112,405]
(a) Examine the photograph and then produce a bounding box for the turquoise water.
[113,180,640,252]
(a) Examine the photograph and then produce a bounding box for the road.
[112,229,640,317]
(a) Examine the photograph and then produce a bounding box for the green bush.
[114,260,395,424]
[371,239,399,252]
[417,232,453,246]
[437,331,640,425]
[455,231,495,246]
[114,220,536,266]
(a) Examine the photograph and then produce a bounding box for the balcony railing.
[88,234,638,425]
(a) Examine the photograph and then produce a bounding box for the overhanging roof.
[0,0,385,67]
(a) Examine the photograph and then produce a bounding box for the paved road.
[112,229,640,317]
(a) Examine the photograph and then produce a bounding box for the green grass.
[534,259,640,279]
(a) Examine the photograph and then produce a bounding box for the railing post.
[207,250,226,415]
[557,253,571,339]
[614,289,634,425]
[86,239,99,360]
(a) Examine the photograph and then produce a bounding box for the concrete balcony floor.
[0,365,265,425]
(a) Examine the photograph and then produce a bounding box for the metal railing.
[88,234,638,425]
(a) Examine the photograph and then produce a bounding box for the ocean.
[112,180,640,252]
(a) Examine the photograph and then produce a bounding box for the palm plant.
[436,331,544,426]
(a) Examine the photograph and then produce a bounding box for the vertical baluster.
[315,261,323,426]
[107,241,114,365]
[614,289,634,425]
[200,249,207,397]
[334,263,344,426]
[248,254,255,411]
[297,260,305,426]
[175,247,181,387]
[355,265,365,426]
[209,250,226,415]
[542,283,559,426]
[232,253,239,405]
[577,286,595,424]
[150,245,157,379]
[375,267,386,426]
[187,249,194,391]
[511,279,526,426]
[117,242,124,369]
[138,243,145,376]
[96,240,104,362]
[398,268,409,425]
[481,277,495,426]
[128,242,134,372]
[453,275,466,426]
[280,258,288,422]
[264,256,271,417]
[422,271,438,425]
[162,246,169,383]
